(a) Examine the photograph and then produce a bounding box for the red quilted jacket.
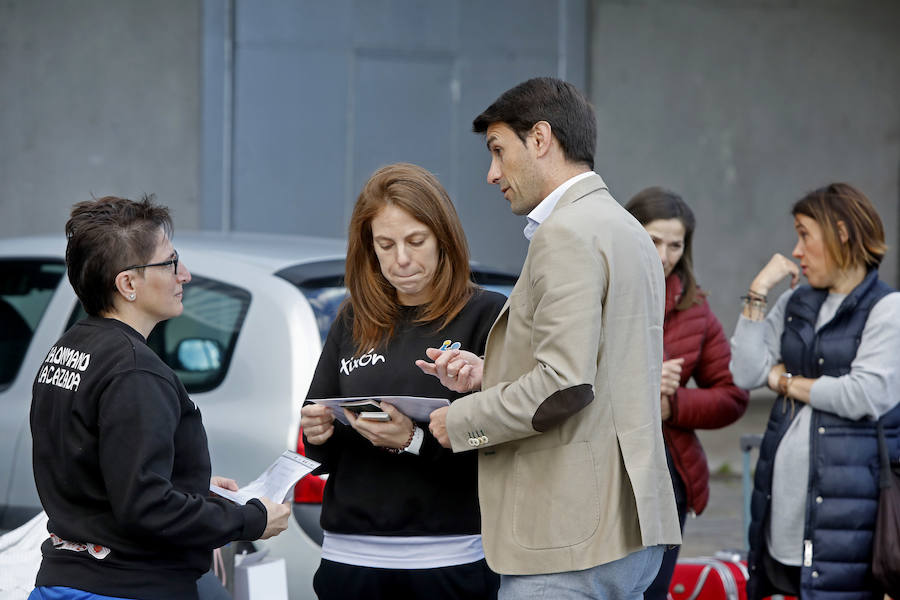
[663,273,749,515]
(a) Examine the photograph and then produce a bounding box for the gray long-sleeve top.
[729,287,900,565]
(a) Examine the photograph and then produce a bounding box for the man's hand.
[301,403,335,445]
[257,496,291,539]
[428,406,451,448]
[416,347,483,393]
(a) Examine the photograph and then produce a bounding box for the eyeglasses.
[121,250,179,274]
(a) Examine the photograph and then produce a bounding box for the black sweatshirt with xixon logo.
[304,290,505,538]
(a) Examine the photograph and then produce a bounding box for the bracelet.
[741,295,767,315]
[778,372,794,397]
[740,295,767,306]
[386,423,417,454]
[403,426,424,455]
[747,288,768,302]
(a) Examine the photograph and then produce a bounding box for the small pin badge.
[439,340,461,351]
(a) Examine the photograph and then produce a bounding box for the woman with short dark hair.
[29,195,290,600]
[301,163,504,599]
[730,183,900,598]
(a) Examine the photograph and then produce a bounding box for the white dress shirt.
[523,170,595,241]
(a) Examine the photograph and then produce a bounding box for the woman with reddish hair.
[300,163,504,599]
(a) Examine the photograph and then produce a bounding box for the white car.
[0,232,516,599]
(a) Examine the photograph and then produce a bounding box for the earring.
[128,293,136,301]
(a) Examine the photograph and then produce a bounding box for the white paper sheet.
[210,450,320,505]
[309,395,450,425]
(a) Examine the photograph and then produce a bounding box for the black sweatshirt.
[304,289,505,537]
[30,317,266,600]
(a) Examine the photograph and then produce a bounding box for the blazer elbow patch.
[532,384,594,432]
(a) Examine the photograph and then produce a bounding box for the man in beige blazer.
[420,77,681,598]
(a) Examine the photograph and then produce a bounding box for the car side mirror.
[176,338,223,372]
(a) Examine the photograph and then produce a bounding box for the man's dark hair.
[65,194,173,316]
[472,77,596,169]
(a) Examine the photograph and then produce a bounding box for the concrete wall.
[590,0,900,332]
[201,0,587,276]
[2,1,898,337]
[0,0,201,236]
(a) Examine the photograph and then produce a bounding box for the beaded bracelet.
[385,423,417,454]
[741,294,767,320]
[746,288,768,302]
[740,295,767,310]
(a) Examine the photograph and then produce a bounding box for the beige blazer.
[447,174,681,575]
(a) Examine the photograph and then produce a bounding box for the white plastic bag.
[232,550,288,600]
[0,510,48,597]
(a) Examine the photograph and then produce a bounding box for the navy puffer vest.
[747,269,900,599]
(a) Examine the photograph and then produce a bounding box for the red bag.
[669,557,749,600]
[669,555,799,600]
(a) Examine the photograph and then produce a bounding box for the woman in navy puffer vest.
[730,183,900,599]
[627,188,750,599]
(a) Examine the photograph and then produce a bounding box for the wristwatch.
[778,372,794,397]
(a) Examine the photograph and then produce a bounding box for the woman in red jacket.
[626,188,749,599]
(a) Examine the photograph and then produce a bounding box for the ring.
[448,374,456,379]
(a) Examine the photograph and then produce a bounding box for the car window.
[295,278,519,346]
[0,259,66,389]
[472,270,517,299]
[277,261,518,345]
[274,261,348,345]
[67,275,251,394]
[298,280,349,345]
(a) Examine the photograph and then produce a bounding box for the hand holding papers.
[340,399,391,421]
[311,395,451,425]
[210,451,320,505]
